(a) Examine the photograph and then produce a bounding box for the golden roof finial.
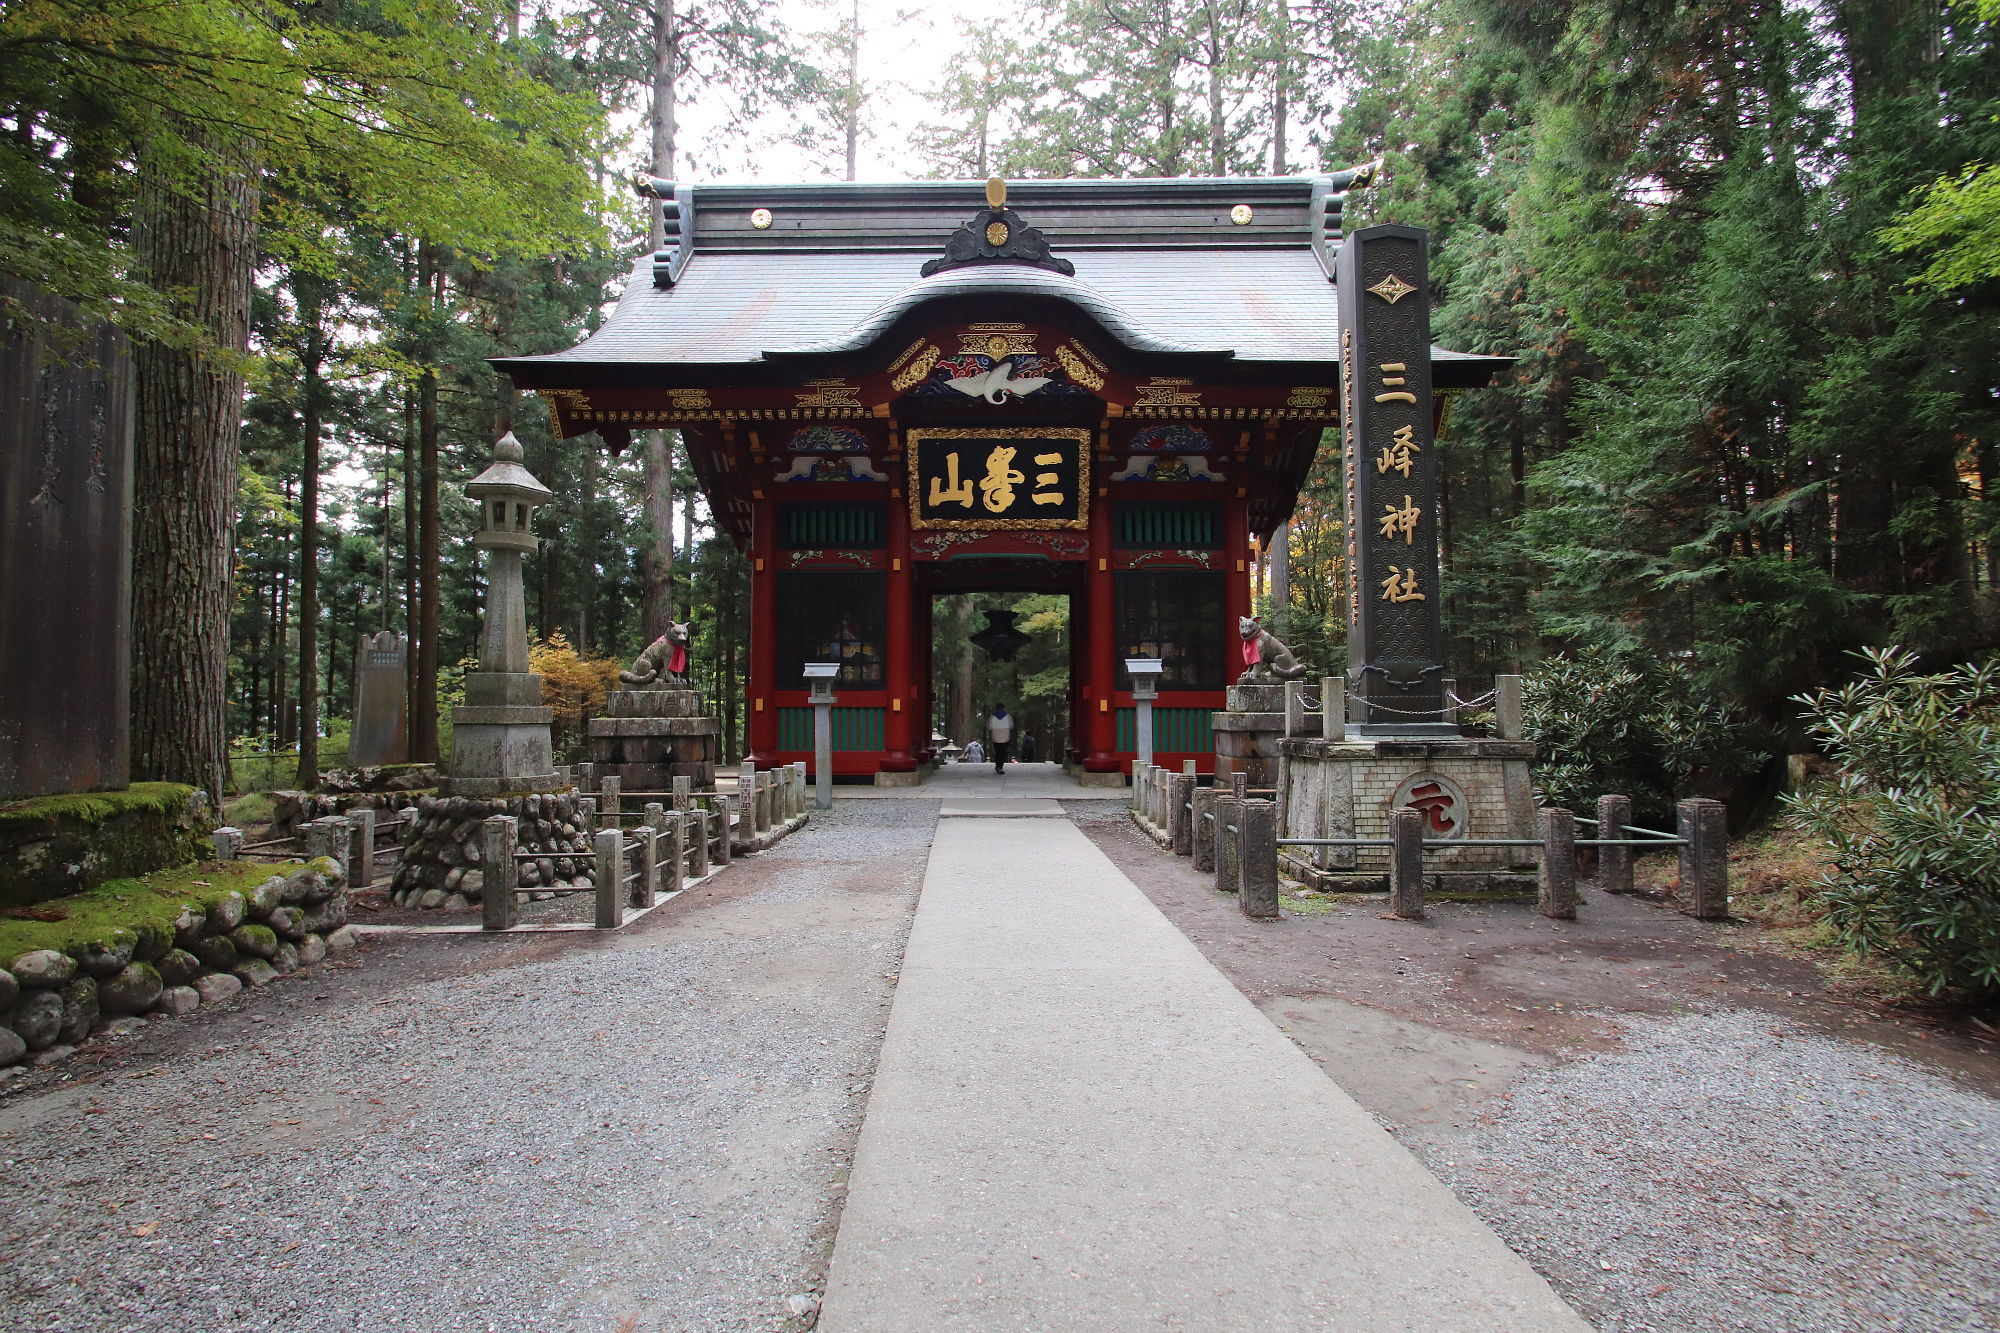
[986,176,1007,210]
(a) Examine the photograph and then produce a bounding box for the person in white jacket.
[987,703,1014,774]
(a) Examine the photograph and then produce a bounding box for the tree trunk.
[295,279,326,787]
[129,140,258,804]
[402,383,419,752]
[1269,520,1291,635]
[845,0,861,180]
[640,431,677,638]
[410,245,442,763]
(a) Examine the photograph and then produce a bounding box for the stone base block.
[605,687,709,718]
[1214,711,1286,791]
[872,770,926,787]
[1276,736,1539,883]
[1074,770,1128,788]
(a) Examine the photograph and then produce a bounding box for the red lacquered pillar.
[749,503,779,766]
[1083,500,1119,772]
[1224,493,1252,650]
[881,492,916,772]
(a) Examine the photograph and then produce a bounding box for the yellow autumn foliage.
[530,632,623,752]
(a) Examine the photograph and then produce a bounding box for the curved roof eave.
[758,264,1234,363]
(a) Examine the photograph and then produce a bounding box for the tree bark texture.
[411,245,442,763]
[129,142,258,803]
[640,430,677,639]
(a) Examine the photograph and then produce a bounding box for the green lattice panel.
[777,706,885,752]
[1116,707,1214,754]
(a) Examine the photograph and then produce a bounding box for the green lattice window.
[781,502,884,550]
[777,707,885,752]
[1115,502,1220,549]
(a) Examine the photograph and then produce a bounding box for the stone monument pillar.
[347,631,409,766]
[1268,225,1538,892]
[445,433,558,796]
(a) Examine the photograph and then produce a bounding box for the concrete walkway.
[817,815,1593,1332]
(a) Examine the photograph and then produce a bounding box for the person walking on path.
[987,703,1014,774]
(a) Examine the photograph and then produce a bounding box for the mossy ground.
[0,859,312,966]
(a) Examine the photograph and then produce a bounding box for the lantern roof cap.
[465,432,553,501]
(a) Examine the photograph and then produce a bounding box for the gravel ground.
[0,798,936,1333]
[1420,1008,2000,1333]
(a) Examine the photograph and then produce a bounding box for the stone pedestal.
[1212,683,1287,791]
[1276,736,1539,893]
[588,686,719,791]
[445,670,558,796]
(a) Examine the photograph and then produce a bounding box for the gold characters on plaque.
[979,446,1025,512]
[1380,567,1428,603]
[1379,495,1421,545]
[1376,423,1420,478]
[928,452,974,509]
[1031,452,1065,505]
[1374,361,1418,405]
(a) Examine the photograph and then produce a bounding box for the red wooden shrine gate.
[496,176,1503,780]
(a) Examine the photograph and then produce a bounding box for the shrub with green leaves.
[1522,647,1770,823]
[1785,647,2000,999]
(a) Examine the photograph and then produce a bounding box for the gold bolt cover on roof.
[1230,204,1254,225]
[750,207,773,229]
[986,177,1007,209]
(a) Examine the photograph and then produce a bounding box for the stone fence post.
[1538,808,1577,920]
[662,810,686,895]
[1169,773,1196,857]
[481,816,518,931]
[715,795,735,867]
[689,805,712,878]
[1321,676,1346,742]
[635,806,664,908]
[304,816,347,877]
[1284,681,1306,739]
[600,775,621,817]
[576,796,597,836]
[1191,785,1218,873]
[1677,798,1729,920]
[1597,794,1633,894]
[1495,675,1525,741]
[1389,807,1426,920]
[1238,799,1278,919]
[1214,794,1241,895]
[594,828,623,929]
[345,808,377,889]
[212,827,244,861]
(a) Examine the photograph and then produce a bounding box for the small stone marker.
[1677,797,1729,920]
[345,808,377,890]
[347,631,410,766]
[1169,774,1196,856]
[1597,794,1634,894]
[594,828,622,929]
[672,775,691,810]
[1538,808,1578,920]
[211,827,244,861]
[1238,799,1278,919]
[1214,794,1241,895]
[481,816,518,931]
[1191,786,1217,873]
[1389,807,1426,919]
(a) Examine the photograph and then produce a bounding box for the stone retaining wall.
[0,860,355,1069]
[390,791,593,907]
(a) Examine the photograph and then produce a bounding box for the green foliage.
[1785,647,2000,999]
[1522,648,1771,822]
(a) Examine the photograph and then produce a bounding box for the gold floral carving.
[796,379,862,407]
[958,328,1035,357]
[1287,386,1333,410]
[891,344,941,392]
[985,221,1010,246]
[667,388,711,410]
[1054,344,1105,391]
[1135,378,1201,408]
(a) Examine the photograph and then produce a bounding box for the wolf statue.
[620,620,692,688]
[1235,615,1310,686]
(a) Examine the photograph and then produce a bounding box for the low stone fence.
[1128,761,1731,925]
[0,859,356,1069]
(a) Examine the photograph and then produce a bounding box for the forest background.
[3,0,1996,811]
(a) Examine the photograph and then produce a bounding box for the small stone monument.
[445,434,559,796]
[588,618,721,791]
[347,631,409,766]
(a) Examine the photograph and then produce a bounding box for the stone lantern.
[445,432,558,795]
